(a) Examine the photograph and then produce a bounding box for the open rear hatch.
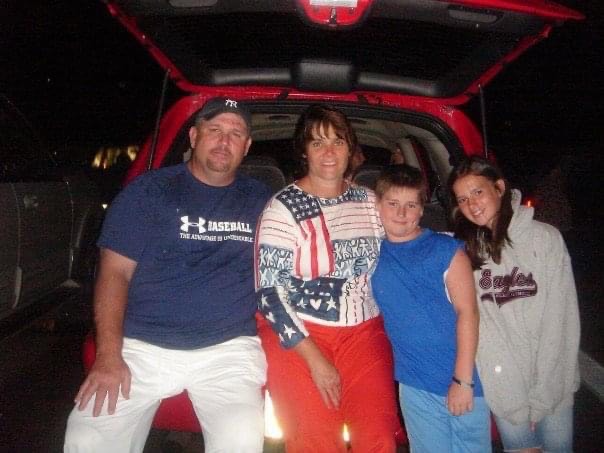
[104,0,582,105]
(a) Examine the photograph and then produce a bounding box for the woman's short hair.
[293,104,357,176]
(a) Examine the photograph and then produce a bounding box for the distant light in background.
[92,145,138,169]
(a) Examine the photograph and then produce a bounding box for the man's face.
[188,112,251,185]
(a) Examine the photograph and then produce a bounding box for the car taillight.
[296,0,371,28]
[522,196,536,208]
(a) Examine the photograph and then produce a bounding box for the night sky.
[1,0,603,198]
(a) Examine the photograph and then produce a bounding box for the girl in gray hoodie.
[448,156,580,453]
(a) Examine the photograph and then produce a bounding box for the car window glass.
[408,137,440,200]
[0,99,58,182]
[160,116,196,168]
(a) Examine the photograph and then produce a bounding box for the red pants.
[258,315,400,453]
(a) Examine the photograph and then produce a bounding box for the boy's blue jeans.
[399,383,492,453]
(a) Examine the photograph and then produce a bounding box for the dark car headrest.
[239,161,287,194]
[352,164,384,191]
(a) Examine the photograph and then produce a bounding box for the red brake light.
[296,0,372,28]
[522,196,535,208]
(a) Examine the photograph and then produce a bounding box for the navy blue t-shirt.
[98,163,271,349]
[371,229,483,396]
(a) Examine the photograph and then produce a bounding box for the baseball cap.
[194,97,252,130]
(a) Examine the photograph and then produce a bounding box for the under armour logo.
[225,99,238,108]
[180,216,206,233]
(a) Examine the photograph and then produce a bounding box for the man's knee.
[204,405,264,452]
[64,413,106,452]
[63,404,154,453]
[211,427,264,453]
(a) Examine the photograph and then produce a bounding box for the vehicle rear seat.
[239,155,287,194]
[352,164,384,190]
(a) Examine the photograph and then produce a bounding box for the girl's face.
[305,123,350,183]
[452,174,505,230]
[377,186,423,242]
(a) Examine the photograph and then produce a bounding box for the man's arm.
[445,249,479,416]
[74,248,137,416]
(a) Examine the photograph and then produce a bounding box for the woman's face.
[305,123,350,183]
[377,186,423,242]
[452,174,505,230]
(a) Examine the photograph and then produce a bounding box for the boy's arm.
[445,249,479,415]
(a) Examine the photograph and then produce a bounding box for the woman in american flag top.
[255,105,399,452]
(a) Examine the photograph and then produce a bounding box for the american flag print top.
[255,183,383,348]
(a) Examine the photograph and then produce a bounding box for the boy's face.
[377,186,423,242]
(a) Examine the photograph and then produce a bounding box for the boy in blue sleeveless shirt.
[371,165,491,453]
[65,98,271,452]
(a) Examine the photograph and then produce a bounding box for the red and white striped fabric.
[255,183,384,348]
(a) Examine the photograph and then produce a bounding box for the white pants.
[64,336,267,453]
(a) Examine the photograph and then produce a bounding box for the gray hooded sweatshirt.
[474,190,580,425]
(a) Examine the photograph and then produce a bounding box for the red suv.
[89,0,582,445]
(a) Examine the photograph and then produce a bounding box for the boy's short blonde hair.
[375,164,428,205]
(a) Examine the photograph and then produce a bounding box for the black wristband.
[452,376,475,388]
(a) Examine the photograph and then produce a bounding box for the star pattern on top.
[277,186,322,222]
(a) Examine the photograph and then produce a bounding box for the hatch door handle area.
[23,194,39,209]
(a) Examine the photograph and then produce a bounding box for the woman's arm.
[255,198,341,408]
[294,338,341,409]
[256,200,309,347]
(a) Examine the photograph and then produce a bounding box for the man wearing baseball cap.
[65,97,271,452]
[195,96,252,131]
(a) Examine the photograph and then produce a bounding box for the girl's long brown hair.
[447,156,513,269]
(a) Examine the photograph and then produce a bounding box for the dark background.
[1,0,603,218]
